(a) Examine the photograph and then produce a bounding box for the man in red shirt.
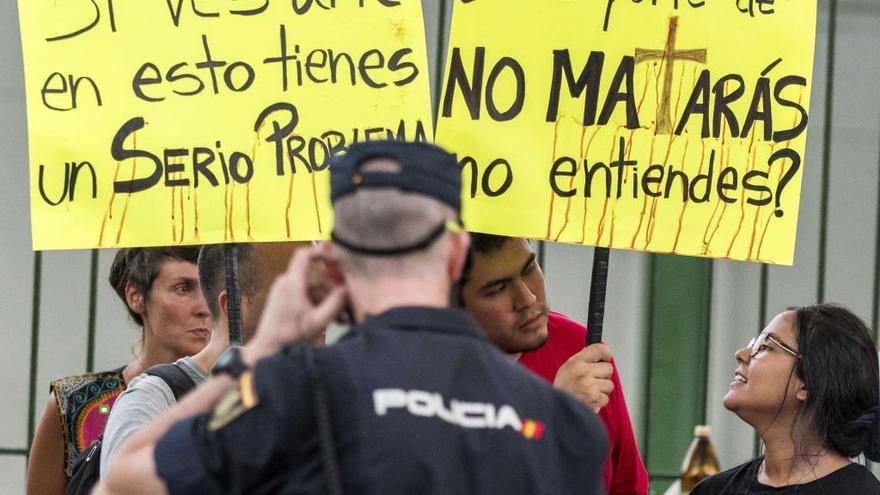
[461,233,649,495]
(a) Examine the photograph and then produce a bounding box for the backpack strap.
[143,363,198,401]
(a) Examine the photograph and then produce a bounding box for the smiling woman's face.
[723,311,805,427]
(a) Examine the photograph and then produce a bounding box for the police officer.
[96,141,608,495]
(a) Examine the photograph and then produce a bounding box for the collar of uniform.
[360,306,486,340]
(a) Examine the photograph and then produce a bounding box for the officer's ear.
[319,241,346,285]
[447,230,471,283]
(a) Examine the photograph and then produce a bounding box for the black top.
[693,457,880,494]
[154,307,608,494]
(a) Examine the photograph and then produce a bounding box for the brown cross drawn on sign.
[635,16,707,135]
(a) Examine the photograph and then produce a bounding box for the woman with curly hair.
[27,247,211,495]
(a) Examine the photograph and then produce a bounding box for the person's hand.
[553,343,615,413]
[245,248,347,362]
[306,255,333,306]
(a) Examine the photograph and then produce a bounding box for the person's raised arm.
[243,247,347,362]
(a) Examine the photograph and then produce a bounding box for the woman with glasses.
[693,303,880,493]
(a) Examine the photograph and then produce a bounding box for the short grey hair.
[332,186,457,279]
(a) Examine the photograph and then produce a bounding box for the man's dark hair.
[109,246,202,326]
[791,303,880,461]
[470,233,513,254]
[197,244,257,319]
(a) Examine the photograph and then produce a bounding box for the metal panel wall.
[0,1,33,492]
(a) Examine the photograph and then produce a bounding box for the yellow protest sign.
[436,0,816,264]
[19,0,432,250]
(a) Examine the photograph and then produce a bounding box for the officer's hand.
[247,248,348,361]
[553,343,614,414]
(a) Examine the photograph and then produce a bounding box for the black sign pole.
[224,243,243,346]
[586,247,610,346]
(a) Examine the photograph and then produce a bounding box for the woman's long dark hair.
[792,303,880,461]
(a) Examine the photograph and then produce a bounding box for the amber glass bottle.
[680,425,720,493]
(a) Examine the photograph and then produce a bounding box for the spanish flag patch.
[520,419,545,440]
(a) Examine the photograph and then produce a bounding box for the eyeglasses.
[748,333,800,360]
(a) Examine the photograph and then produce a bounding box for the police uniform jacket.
[154,306,608,494]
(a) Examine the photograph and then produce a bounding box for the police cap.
[329,140,461,214]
